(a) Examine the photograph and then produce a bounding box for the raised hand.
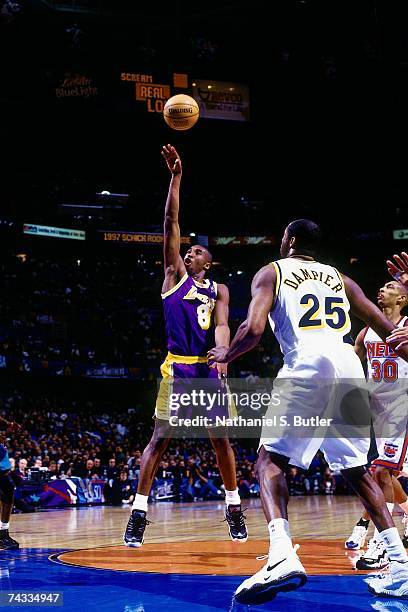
[161,144,182,176]
[386,327,408,351]
[387,252,408,286]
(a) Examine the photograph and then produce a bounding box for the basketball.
[163,94,199,131]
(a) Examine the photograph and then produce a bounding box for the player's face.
[280,229,291,257]
[184,245,211,275]
[377,281,403,308]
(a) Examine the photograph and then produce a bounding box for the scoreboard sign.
[100,231,192,245]
[120,71,185,114]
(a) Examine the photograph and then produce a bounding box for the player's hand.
[161,144,182,176]
[216,362,228,379]
[387,252,408,287]
[207,346,229,365]
[386,327,408,351]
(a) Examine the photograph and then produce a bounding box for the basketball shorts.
[155,352,237,423]
[370,393,408,471]
[259,344,371,471]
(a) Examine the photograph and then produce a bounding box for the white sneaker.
[368,559,408,598]
[345,525,368,549]
[234,545,307,604]
[356,538,388,570]
[371,599,408,611]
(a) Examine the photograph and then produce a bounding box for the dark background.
[1,0,408,332]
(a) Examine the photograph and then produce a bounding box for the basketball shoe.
[123,510,151,548]
[345,524,369,550]
[367,559,408,598]
[234,544,307,604]
[402,515,408,549]
[0,530,19,549]
[224,505,248,543]
[356,538,388,570]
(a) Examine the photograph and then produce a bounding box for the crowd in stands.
[0,388,356,513]
[0,255,283,379]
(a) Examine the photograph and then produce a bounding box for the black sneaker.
[0,530,19,549]
[123,510,151,548]
[224,505,248,543]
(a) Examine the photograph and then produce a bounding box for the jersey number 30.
[299,294,348,330]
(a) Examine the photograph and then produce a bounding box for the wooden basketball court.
[4,496,406,611]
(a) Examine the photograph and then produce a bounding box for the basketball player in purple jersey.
[123,145,247,547]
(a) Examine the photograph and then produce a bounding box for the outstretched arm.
[343,274,408,360]
[161,144,186,294]
[208,264,276,364]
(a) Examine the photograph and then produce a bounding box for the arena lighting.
[189,232,196,237]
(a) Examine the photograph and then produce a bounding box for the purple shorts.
[154,353,236,422]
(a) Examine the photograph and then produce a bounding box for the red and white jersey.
[364,316,408,402]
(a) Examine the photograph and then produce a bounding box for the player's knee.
[0,472,15,503]
[374,466,392,484]
[256,451,288,477]
[210,435,230,452]
[148,435,169,456]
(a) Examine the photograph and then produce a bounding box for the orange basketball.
[163,94,199,131]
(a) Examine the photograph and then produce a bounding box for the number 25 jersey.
[268,258,351,358]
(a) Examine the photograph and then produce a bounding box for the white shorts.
[259,344,370,471]
[371,394,408,471]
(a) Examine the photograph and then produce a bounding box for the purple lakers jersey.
[162,274,218,356]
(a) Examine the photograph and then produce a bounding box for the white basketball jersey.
[364,317,408,399]
[268,258,351,357]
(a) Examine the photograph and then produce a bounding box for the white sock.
[268,518,293,557]
[132,493,148,513]
[386,502,394,515]
[373,527,380,541]
[0,522,9,530]
[400,499,408,514]
[225,489,241,506]
[379,527,408,562]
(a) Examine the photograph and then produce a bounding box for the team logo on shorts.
[384,443,399,458]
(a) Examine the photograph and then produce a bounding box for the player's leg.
[345,509,371,550]
[123,419,173,547]
[234,447,307,604]
[0,471,19,549]
[394,475,408,547]
[345,426,378,549]
[354,466,396,567]
[342,465,408,597]
[207,428,247,543]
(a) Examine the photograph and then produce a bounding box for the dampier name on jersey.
[282,267,343,293]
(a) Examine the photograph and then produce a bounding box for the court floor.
[2,496,407,611]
